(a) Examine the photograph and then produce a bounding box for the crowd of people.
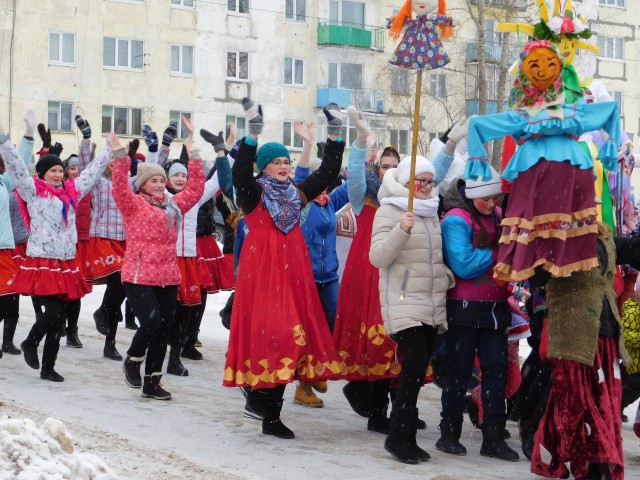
[2,40,640,478]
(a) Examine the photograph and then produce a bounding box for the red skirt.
[177,256,204,306]
[333,204,401,381]
[14,256,91,301]
[86,238,126,284]
[196,235,234,293]
[75,239,92,293]
[11,242,27,267]
[0,249,18,297]
[495,160,598,282]
[531,336,624,480]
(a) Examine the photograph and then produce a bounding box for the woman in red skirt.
[223,98,343,439]
[1,119,111,382]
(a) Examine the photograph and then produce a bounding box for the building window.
[597,36,624,59]
[328,62,363,90]
[227,52,249,80]
[284,57,305,86]
[330,0,365,27]
[283,121,304,149]
[228,0,249,14]
[391,69,410,95]
[389,129,409,156]
[599,0,625,7]
[429,73,447,99]
[171,45,194,75]
[226,115,246,139]
[611,91,624,115]
[48,101,73,132]
[102,106,143,136]
[49,32,75,65]
[103,37,144,70]
[169,111,192,139]
[286,0,306,21]
[171,0,194,6]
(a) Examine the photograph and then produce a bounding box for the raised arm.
[346,106,370,215]
[73,145,111,199]
[1,123,35,201]
[232,138,261,213]
[75,115,93,172]
[110,133,138,218]
[298,138,344,202]
[293,121,314,183]
[173,137,205,214]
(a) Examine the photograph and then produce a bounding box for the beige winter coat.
[369,169,454,335]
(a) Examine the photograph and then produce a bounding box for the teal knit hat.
[256,142,290,172]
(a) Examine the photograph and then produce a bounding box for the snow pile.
[0,417,116,480]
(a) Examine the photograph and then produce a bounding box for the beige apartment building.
[0,0,636,165]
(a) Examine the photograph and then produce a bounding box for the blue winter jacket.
[295,165,349,284]
[0,136,33,250]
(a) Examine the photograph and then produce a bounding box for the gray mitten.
[323,103,343,136]
[242,97,263,135]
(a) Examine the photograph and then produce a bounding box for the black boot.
[93,307,110,336]
[519,419,535,460]
[41,330,63,382]
[123,356,143,388]
[261,399,295,439]
[142,374,172,400]
[480,420,520,462]
[343,381,371,417]
[435,417,467,455]
[40,369,64,382]
[367,380,390,434]
[2,317,21,354]
[621,383,640,415]
[384,407,423,464]
[104,339,123,361]
[21,339,39,369]
[66,326,83,348]
[167,348,189,376]
[181,345,203,361]
[220,291,233,330]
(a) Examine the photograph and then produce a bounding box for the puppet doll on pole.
[387,0,457,211]
[464,40,621,283]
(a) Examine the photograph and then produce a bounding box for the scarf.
[508,42,565,118]
[16,178,78,233]
[380,195,440,218]
[140,192,182,231]
[365,170,382,207]
[313,193,330,206]
[257,175,301,234]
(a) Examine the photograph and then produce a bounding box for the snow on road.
[1,287,639,479]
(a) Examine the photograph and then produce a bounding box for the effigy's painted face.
[411,0,438,17]
[522,47,562,90]
[555,37,577,65]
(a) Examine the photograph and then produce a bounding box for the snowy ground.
[1,286,640,480]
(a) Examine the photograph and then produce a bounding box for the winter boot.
[384,407,422,464]
[293,381,324,407]
[142,374,172,400]
[2,317,21,354]
[124,301,138,330]
[181,345,203,361]
[262,399,295,439]
[40,369,64,382]
[220,291,234,330]
[519,419,535,460]
[435,417,467,455]
[367,380,390,434]
[621,383,640,414]
[66,326,83,348]
[167,348,189,376]
[343,381,371,417]
[312,381,328,393]
[40,332,62,382]
[103,339,123,361]
[480,420,520,462]
[93,307,110,336]
[244,398,264,420]
[21,339,40,369]
[123,355,144,388]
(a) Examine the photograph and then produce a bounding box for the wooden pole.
[408,69,423,213]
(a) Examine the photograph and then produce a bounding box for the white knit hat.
[464,165,502,199]
[397,155,435,186]
[168,162,188,179]
[136,162,167,189]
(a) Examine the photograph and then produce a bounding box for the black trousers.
[25,295,66,371]
[0,294,18,320]
[103,272,126,342]
[124,283,177,375]
[390,325,437,410]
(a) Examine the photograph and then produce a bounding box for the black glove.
[75,115,92,139]
[37,124,51,148]
[162,124,178,146]
[49,142,64,157]
[200,129,226,153]
[242,97,263,135]
[128,138,140,159]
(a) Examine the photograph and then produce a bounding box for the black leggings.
[390,325,437,410]
[64,299,81,329]
[0,295,19,321]
[103,272,126,342]
[124,283,177,375]
[25,295,66,370]
[170,289,207,351]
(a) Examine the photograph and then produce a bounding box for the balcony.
[466,42,519,65]
[466,100,507,116]
[317,22,385,51]
[317,87,384,114]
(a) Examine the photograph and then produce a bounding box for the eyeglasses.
[415,178,436,187]
[270,159,293,167]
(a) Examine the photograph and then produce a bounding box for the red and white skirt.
[177,256,205,306]
[11,242,27,267]
[0,249,18,297]
[86,238,126,284]
[76,239,92,293]
[196,235,234,293]
[14,256,91,301]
